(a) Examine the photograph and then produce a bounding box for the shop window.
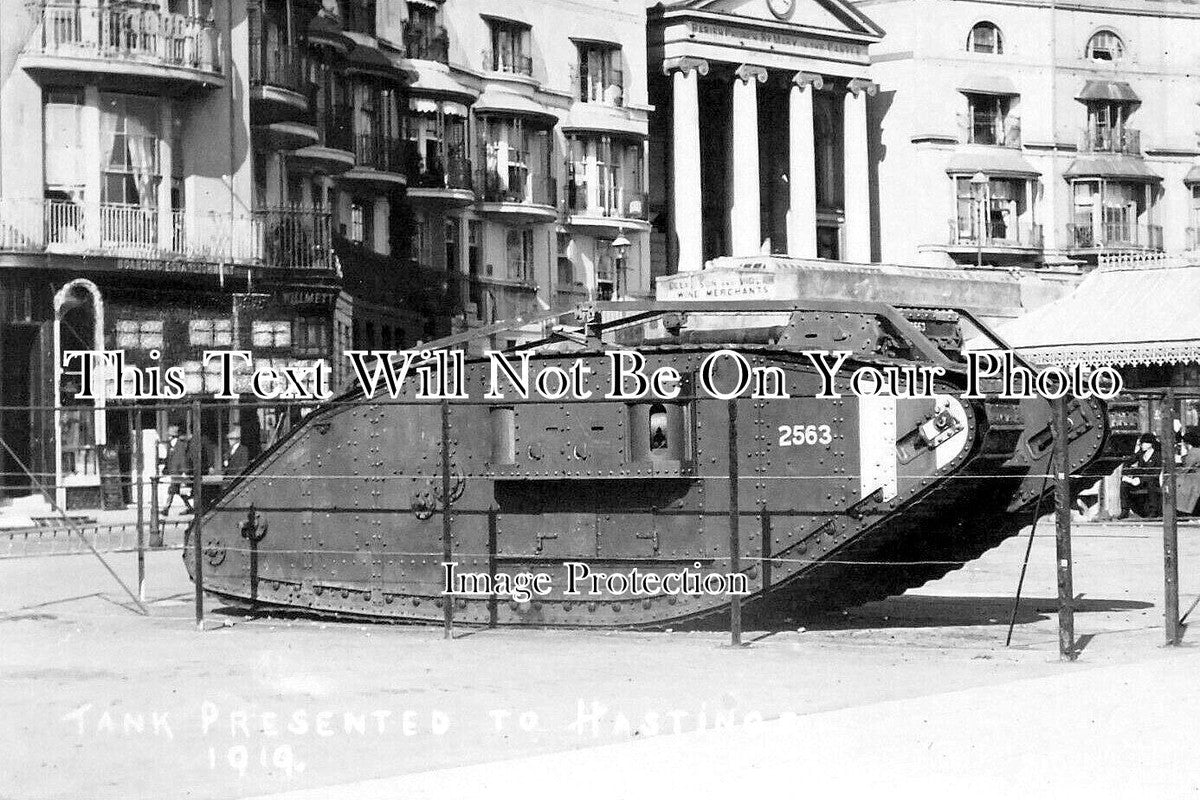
[188,319,233,347]
[251,320,292,348]
[116,319,164,350]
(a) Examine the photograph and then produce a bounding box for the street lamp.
[971,171,989,268]
[610,230,631,298]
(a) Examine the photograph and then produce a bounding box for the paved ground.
[1,519,1197,800]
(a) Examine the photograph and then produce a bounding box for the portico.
[648,0,883,272]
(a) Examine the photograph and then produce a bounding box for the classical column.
[729,64,767,257]
[843,78,877,263]
[787,72,822,258]
[663,56,708,272]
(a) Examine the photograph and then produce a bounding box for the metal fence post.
[1160,388,1181,646]
[440,399,453,639]
[728,398,741,647]
[191,399,204,630]
[1053,396,1076,660]
[130,407,145,602]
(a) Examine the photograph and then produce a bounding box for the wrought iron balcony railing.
[249,40,308,95]
[353,132,406,173]
[1066,221,1162,250]
[0,198,335,270]
[483,49,533,76]
[29,2,220,75]
[566,181,647,220]
[407,145,473,191]
[314,103,354,152]
[947,219,1042,248]
[480,168,556,206]
[1078,126,1141,156]
[957,112,1021,148]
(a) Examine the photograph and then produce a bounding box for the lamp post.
[971,171,989,268]
[610,229,631,298]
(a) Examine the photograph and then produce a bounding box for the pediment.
[664,0,884,39]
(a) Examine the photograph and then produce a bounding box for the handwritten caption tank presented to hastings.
[183,301,1137,628]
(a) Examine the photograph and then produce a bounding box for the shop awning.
[1077,80,1139,103]
[1064,156,1161,182]
[1185,164,1200,185]
[957,74,1019,96]
[945,150,1040,178]
[989,260,1200,366]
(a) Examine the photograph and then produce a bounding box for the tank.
[185,300,1136,627]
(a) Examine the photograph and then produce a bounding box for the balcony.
[958,112,1021,148]
[946,219,1043,251]
[291,103,355,173]
[403,23,449,63]
[0,198,337,271]
[23,2,222,90]
[1079,126,1141,156]
[1066,222,1162,251]
[254,206,335,270]
[249,39,310,123]
[566,181,649,234]
[477,166,557,223]
[405,146,474,206]
[483,49,533,78]
[342,132,407,187]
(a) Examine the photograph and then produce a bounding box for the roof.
[957,74,1018,96]
[945,149,1040,178]
[473,90,560,126]
[1077,80,1139,103]
[1063,156,1161,182]
[993,258,1200,366]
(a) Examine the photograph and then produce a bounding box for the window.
[251,320,292,348]
[486,18,532,75]
[1071,180,1147,247]
[965,94,1010,146]
[478,115,554,204]
[445,217,461,273]
[348,201,372,245]
[413,212,434,266]
[1085,101,1136,154]
[967,22,1002,54]
[116,319,164,350]
[567,134,645,217]
[180,359,225,394]
[577,43,623,105]
[44,90,85,195]
[294,317,328,354]
[188,319,233,347]
[1191,186,1200,247]
[100,94,162,208]
[1087,30,1123,61]
[505,228,534,283]
[955,177,1024,242]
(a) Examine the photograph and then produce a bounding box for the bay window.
[404,99,470,188]
[566,134,645,219]
[477,115,553,205]
[954,176,1031,244]
[1069,179,1158,249]
[964,93,1015,146]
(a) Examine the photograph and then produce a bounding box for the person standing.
[161,425,193,515]
[1176,430,1200,517]
[222,426,249,478]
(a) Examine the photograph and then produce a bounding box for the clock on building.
[767,0,795,20]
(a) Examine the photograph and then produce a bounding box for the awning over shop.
[1184,164,1200,185]
[957,74,1018,96]
[990,260,1200,366]
[1076,80,1139,103]
[1063,156,1161,182]
[945,149,1040,178]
